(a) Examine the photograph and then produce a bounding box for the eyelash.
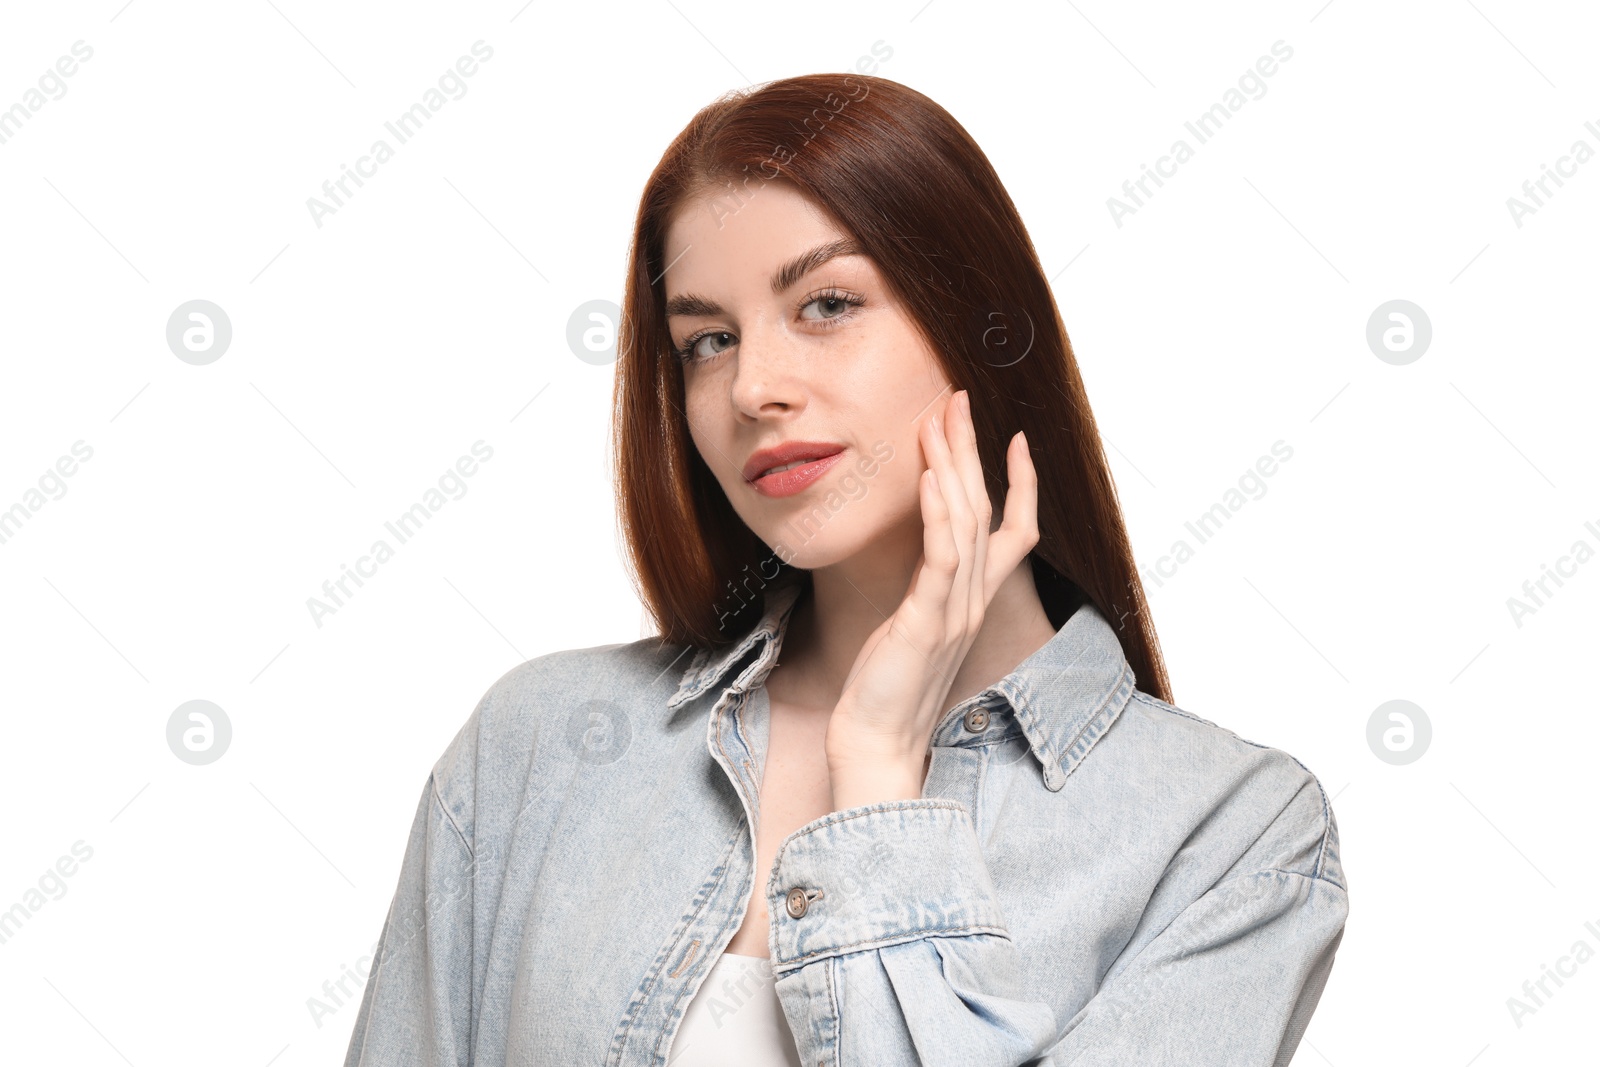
[672,288,867,364]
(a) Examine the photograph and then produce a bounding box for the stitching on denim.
[1063,664,1136,761]
[640,831,745,1067]
[429,772,474,858]
[713,688,759,833]
[1006,637,1116,748]
[1311,776,1333,884]
[826,953,841,1067]
[682,626,766,702]
[732,676,758,773]
[1130,689,1223,729]
[1219,865,1348,895]
[1271,866,1346,892]
[683,637,756,702]
[638,826,747,1066]
[1004,671,1056,767]
[1133,689,1276,759]
[1005,682,1048,766]
[1059,663,1131,756]
[676,581,800,704]
[769,800,969,890]
[732,639,779,696]
[783,798,965,841]
[779,924,1012,967]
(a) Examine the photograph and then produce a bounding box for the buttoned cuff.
[765,798,1011,972]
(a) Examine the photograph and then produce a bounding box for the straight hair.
[612,73,1172,703]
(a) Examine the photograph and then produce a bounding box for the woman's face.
[661,180,953,570]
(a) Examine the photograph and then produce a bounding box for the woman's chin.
[764,527,887,573]
[757,502,922,574]
[762,534,840,572]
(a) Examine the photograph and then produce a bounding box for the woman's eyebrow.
[770,238,863,295]
[664,238,864,318]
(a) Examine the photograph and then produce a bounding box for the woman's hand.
[824,387,1040,810]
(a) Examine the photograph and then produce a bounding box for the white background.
[1,1,1596,1064]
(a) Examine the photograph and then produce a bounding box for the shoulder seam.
[1130,689,1220,729]
[1309,773,1333,883]
[1242,866,1347,893]
[1128,691,1340,887]
[1103,861,1346,989]
[429,771,474,859]
[1204,866,1349,894]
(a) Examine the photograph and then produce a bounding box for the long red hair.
[611,73,1172,703]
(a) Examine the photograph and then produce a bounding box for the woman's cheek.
[881,460,926,526]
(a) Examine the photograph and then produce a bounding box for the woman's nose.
[728,324,806,416]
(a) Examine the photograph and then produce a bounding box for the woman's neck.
[772,546,1059,718]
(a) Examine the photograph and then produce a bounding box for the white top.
[668,951,804,1066]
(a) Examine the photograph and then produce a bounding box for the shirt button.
[785,887,813,919]
[963,706,990,732]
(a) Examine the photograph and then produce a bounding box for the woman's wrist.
[826,744,929,810]
[825,704,936,809]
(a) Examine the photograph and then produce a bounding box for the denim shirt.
[343,576,1348,1066]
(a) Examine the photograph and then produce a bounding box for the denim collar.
[665,574,1138,792]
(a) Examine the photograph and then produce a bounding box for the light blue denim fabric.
[344,575,1347,1066]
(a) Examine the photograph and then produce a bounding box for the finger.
[921,467,953,591]
[913,465,960,613]
[923,396,977,622]
[947,391,991,629]
[946,391,992,536]
[984,430,1041,600]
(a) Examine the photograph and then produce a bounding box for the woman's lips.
[747,451,846,498]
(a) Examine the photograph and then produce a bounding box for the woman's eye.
[684,331,735,361]
[801,295,851,321]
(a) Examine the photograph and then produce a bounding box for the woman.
[344,73,1347,1067]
